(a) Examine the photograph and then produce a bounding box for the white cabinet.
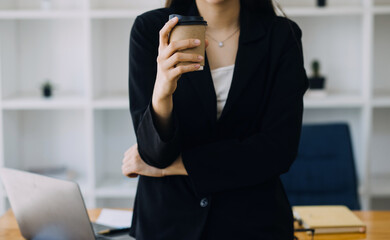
[94,109,138,199]
[91,19,134,108]
[0,0,83,11]
[369,109,390,196]
[296,15,363,96]
[3,110,89,190]
[373,14,390,104]
[1,0,390,214]
[0,19,87,105]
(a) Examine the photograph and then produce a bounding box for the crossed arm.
[121,144,187,178]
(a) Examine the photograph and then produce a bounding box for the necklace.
[206,27,240,48]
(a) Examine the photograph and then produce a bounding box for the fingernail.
[194,39,201,44]
[170,16,177,22]
[198,55,203,60]
[194,64,200,68]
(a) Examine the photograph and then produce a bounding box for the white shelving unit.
[0,0,389,214]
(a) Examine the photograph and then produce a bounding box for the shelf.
[0,10,84,19]
[2,94,86,109]
[374,0,390,8]
[370,109,390,186]
[0,19,87,100]
[292,15,363,96]
[90,9,147,19]
[2,110,89,183]
[93,95,128,109]
[89,0,162,11]
[369,175,390,197]
[373,6,390,15]
[277,0,362,8]
[304,93,363,108]
[0,0,84,12]
[372,93,390,107]
[91,19,132,99]
[373,15,390,96]
[95,177,138,198]
[283,7,363,17]
[94,109,136,195]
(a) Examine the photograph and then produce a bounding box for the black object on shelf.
[309,60,326,90]
[317,0,326,7]
[309,77,325,89]
[42,80,53,98]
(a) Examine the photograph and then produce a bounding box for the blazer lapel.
[180,1,273,123]
[218,9,272,121]
[182,53,217,123]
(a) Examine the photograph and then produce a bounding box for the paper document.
[95,209,133,229]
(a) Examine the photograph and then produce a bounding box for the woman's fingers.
[122,157,139,178]
[122,155,164,178]
[123,144,137,158]
[122,143,164,178]
[163,52,203,70]
[162,39,201,59]
[159,17,178,48]
[171,64,201,77]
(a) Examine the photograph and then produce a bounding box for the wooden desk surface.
[1,209,390,239]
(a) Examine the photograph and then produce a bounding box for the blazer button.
[200,198,208,207]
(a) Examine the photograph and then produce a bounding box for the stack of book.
[293,205,366,234]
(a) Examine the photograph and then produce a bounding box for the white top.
[210,64,235,119]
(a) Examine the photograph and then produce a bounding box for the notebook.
[293,205,366,234]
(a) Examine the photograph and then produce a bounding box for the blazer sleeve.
[181,22,309,196]
[129,15,181,169]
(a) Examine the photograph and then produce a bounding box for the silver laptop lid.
[0,167,96,240]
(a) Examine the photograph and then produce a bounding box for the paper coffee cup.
[168,14,207,71]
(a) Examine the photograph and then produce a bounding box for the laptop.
[0,167,133,240]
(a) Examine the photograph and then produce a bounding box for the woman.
[122,0,308,239]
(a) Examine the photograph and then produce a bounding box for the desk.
[0,208,111,240]
[1,209,390,239]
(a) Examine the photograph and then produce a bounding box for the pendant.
[218,42,224,47]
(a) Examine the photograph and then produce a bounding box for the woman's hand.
[151,17,208,138]
[153,16,205,101]
[122,144,188,178]
[122,144,164,178]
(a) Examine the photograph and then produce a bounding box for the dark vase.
[43,86,52,97]
[317,0,326,7]
[309,77,326,90]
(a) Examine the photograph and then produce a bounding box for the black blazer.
[128,1,308,239]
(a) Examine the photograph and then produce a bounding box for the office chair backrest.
[281,123,360,210]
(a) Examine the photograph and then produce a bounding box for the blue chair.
[281,123,360,210]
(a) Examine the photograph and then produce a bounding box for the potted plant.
[308,60,327,97]
[41,80,53,98]
[317,0,326,7]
